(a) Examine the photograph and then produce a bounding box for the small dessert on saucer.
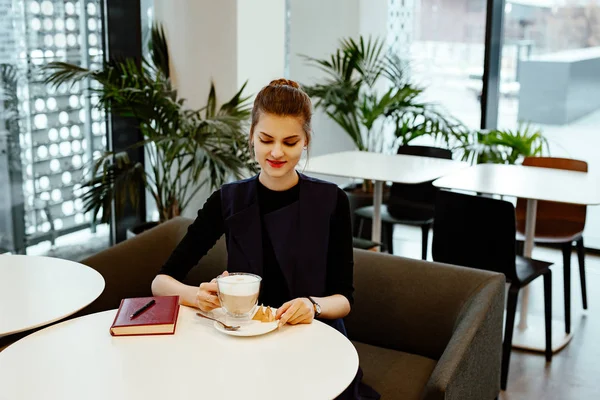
[252,304,276,322]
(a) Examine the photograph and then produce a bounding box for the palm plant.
[459,123,550,165]
[42,25,256,224]
[302,36,468,154]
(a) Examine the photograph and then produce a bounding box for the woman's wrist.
[304,296,320,317]
[181,285,199,308]
[308,295,350,320]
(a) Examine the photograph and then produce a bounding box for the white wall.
[154,0,238,111]
[288,0,361,184]
[359,0,388,39]
[237,0,286,97]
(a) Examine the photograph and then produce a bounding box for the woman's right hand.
[196,271,228,312]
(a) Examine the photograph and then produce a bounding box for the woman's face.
[252,112,307,181]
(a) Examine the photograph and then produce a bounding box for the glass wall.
[0,0,107,254]
[390,0,600,249]
[408,0,488,129]
[498,0,600,248]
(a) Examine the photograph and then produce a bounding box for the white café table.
[304,150,468,244]
[0,306,359,400]
[0,255,105,338]
[433,163,600,352]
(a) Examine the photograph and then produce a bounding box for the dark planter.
[342,182,390,238]
[126,221,159,239]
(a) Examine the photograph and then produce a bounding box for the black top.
[158,179,354,308]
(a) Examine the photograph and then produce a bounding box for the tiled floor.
[393,225,600,399]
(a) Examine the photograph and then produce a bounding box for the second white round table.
[0,255,105,338]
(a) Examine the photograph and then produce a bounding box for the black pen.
[130,299,156,319]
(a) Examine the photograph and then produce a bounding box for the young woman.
[151,78,353,332]
[152,78,379,399]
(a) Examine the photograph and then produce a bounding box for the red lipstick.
[267,160,286,169]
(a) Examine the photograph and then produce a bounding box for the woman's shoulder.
[220,175,260,214]
[299,173,347,197]
[298,172,341,192]
[221,175,259,190]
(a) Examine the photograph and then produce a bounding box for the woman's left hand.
[276,297,314,327]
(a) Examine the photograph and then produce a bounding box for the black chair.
[432,189,553,391]
[355,145,452,259]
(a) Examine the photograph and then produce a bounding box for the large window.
[0,0,107,253]
[409,0,488,129]
[388,0,600,249]
[498,0,600,248]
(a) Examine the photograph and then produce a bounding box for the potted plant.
[459,123,550,165]
[302,36,466,230]
[42,25,257,234]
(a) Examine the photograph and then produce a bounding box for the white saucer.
[211,308,278,337]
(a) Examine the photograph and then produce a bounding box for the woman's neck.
[258,170,299,191]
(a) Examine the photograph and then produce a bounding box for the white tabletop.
[433,163,600,205]
[304,150,468,184]
[0,306,359,400]
[0,255,105,337]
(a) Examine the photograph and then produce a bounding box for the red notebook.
[110,296,180,336]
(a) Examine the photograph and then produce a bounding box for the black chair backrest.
[387,146,453,217]
[396,145,453,160]
[432,190,517,281]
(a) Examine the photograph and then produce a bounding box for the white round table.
[0,255,105,338]
[0,306,359,400]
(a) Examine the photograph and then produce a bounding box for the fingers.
[196,271,229,312]
[285,305,304,324]
[196,292,220,311]
[200,282,218,292]
[197,281,221,312]
[279,298,314,326]
[275,300,293,319]
[287,308,311,325]
[278,299,311,328]
[287,298,314,325]
[277,301,300,328]
[205,292,221,307]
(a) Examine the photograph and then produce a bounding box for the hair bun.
[268,78,300,89]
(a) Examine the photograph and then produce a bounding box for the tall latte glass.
[216,273,261,319]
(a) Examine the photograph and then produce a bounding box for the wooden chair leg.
[543,270,553,362]
[576,237,588,310]
[420,223,430,261]
[561,242,572,334]
[501,284,519,391]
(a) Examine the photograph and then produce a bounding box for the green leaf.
[148,24,170,78]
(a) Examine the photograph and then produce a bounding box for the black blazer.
[220,172,347,335]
